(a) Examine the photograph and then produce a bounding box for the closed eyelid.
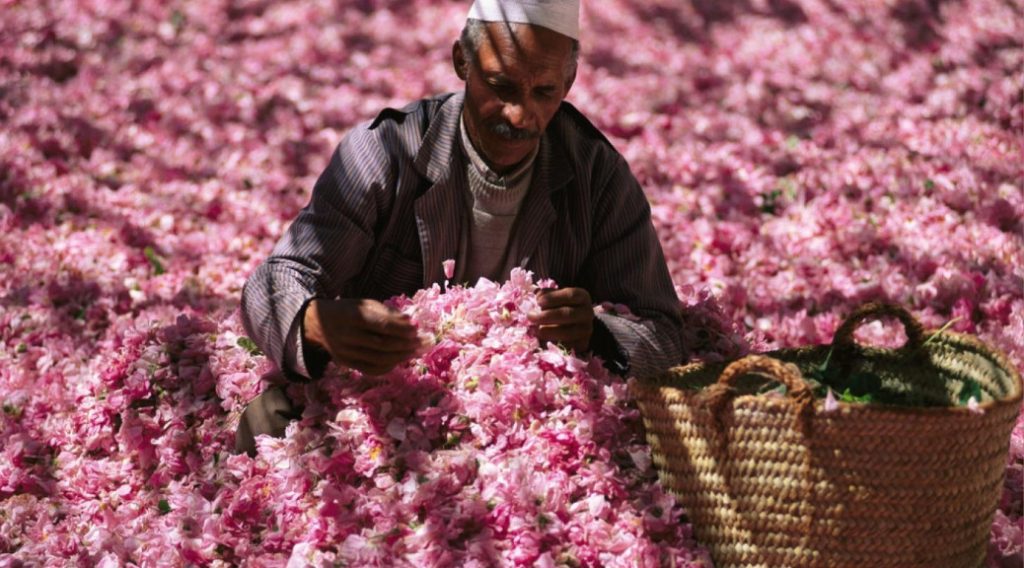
[488,79,516,92]
[484,72,512,85]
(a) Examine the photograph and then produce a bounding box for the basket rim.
[633,328,1024,412]
[631,383,1022,416]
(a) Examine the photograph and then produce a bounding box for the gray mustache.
[490,122,540,141]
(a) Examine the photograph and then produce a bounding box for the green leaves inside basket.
[754,305,989,408]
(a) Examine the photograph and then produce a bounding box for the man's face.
[453,23,576,173]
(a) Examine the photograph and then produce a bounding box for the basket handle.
[832,302,925,352]
[705,354,816,414]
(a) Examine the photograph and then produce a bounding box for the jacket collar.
[414,93,463,183]
[514,117,575,276]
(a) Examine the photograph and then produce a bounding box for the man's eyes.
[488,82,556,100]
[489,81,515,94]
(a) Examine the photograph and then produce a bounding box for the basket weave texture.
[632,303,1023,568]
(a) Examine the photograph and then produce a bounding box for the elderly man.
[236,0,683,455]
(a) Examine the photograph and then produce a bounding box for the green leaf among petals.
[144,246,165,276]
[237,336,263,356]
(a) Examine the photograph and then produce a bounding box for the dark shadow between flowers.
[1,269,126,359]
[0,423,58,501]
[889,0,944,49]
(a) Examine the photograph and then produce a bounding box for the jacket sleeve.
[580,152,683,379]
[240,125,392,380]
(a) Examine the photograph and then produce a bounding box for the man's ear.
[452,40,469,81]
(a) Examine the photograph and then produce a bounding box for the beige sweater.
[456,116,538,283]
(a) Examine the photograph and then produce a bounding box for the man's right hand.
[303,298,425,376]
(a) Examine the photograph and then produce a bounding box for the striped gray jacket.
[240,92,683,380]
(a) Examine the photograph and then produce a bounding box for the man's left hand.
[528,287,594,353]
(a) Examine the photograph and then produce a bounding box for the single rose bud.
[824,388,839,412]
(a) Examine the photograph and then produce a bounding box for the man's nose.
[502,100,534,130]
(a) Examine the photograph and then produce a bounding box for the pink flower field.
[1,0,1021,565]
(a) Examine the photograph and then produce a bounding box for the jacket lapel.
[413,93,465,287]
[515,129,574,277]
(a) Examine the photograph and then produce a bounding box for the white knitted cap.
[467,0,580,40]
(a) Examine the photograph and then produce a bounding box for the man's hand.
[303,298,425,376]
[528,287,594,353]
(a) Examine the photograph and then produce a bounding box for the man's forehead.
[477,21,572,48]
[474,23,573,78]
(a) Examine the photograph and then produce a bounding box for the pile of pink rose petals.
[1,0,1020,565]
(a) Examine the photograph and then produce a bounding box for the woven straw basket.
[632,303,1022,568]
